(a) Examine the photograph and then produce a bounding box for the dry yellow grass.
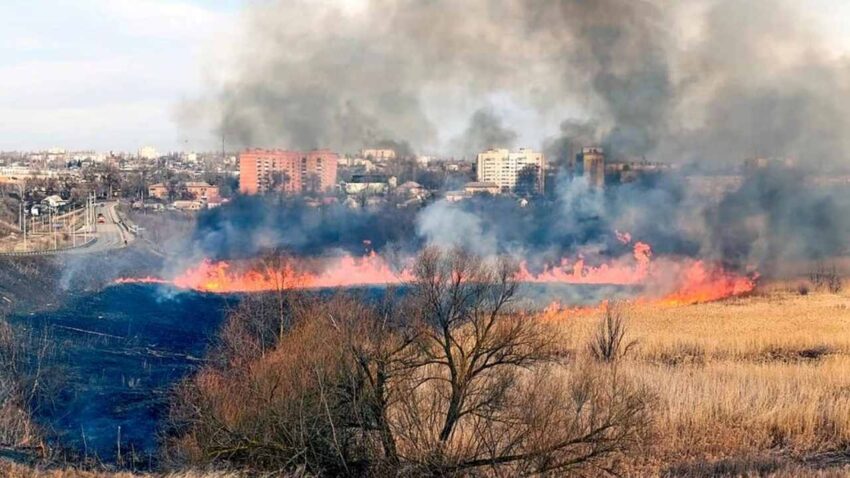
[551,288,850,476]
[8,287,850,477]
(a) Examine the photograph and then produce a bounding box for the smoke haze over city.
[174,0,850,167]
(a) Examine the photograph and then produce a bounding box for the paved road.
[65,202,134,255]
[1,202,135,257]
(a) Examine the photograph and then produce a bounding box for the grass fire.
[116,239,756,307]
[3,0,850,477]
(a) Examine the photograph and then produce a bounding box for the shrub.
[589,303,637,363]
[166,249,655,476]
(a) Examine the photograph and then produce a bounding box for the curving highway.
[0,202,136,257]
[66,201,135,255]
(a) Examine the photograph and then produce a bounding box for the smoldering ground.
[181,167,850,277]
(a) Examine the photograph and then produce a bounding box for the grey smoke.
[416,199,498,256]
[451,108,518,159]
[181,0,850,166]
[543,120,600,168]
[170,0,850,280]
[657,1,850,168]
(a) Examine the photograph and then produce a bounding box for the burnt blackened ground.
[0,256,65,314]
[8,284,232,467]
[0,246,165,315]
[5,282,633,466]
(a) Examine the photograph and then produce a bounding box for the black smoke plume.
[174,0,850,277]
[181,0,850,167]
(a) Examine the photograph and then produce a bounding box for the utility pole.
[84,194,89,243]
[52,208,57,250]
[17,202,22,253]
[91,191,97,234]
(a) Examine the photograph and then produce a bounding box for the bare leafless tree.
[391,248,650,475]
[406,247,553,440]
[166,248,654,476]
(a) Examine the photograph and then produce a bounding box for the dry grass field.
[7,285,850,477]
[549,286,850,476]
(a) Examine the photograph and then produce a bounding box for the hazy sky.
[0,0,240,152]
[2,0,850,153]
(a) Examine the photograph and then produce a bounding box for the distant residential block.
[476,148,545,193]
[239,149,339,195]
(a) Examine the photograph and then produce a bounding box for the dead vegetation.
[164,248,654,476]
[160,256,850,476]
[588,303,637,362]
[2,251,849,476]
[0,319,55,452]
[552,287,850,476]
[810,262,844,294]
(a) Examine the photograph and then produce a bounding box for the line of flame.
[115,240,756,307]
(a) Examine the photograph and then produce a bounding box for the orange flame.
[517,242,652,285]
[118,252,413,294]
[653,260,758,306]
[115,240,756,306]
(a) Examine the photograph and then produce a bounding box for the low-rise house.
[361,148,396,161]
[343,174,389,195]
[42,195,68,211]
[445,190,470,202]
[185,181,220,200]
[172,200,203,211]
[464,181,500,196]
[396,181,428,198]
[148,183,168,200]
[206,196,224,208]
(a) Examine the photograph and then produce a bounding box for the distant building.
[138,146,159,160]
[207,196,225,208]
[41,195,68,211]
[0,166,77,184]
[343,174,389,195]
[185,181,220,201]
[464,181,501,196]
[580,147,605,188]
[396,181,428,198]
[361,148,397,161]
[339,157,377,171]
[476,148,545,193]
[239,149,339,195]
[606,160,676,183]
[445,190,469,202]
[172,200,203,211]
[148,183,168,200]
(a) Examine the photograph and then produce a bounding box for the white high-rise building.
[476,148,545,193]
[138,146,159,160]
